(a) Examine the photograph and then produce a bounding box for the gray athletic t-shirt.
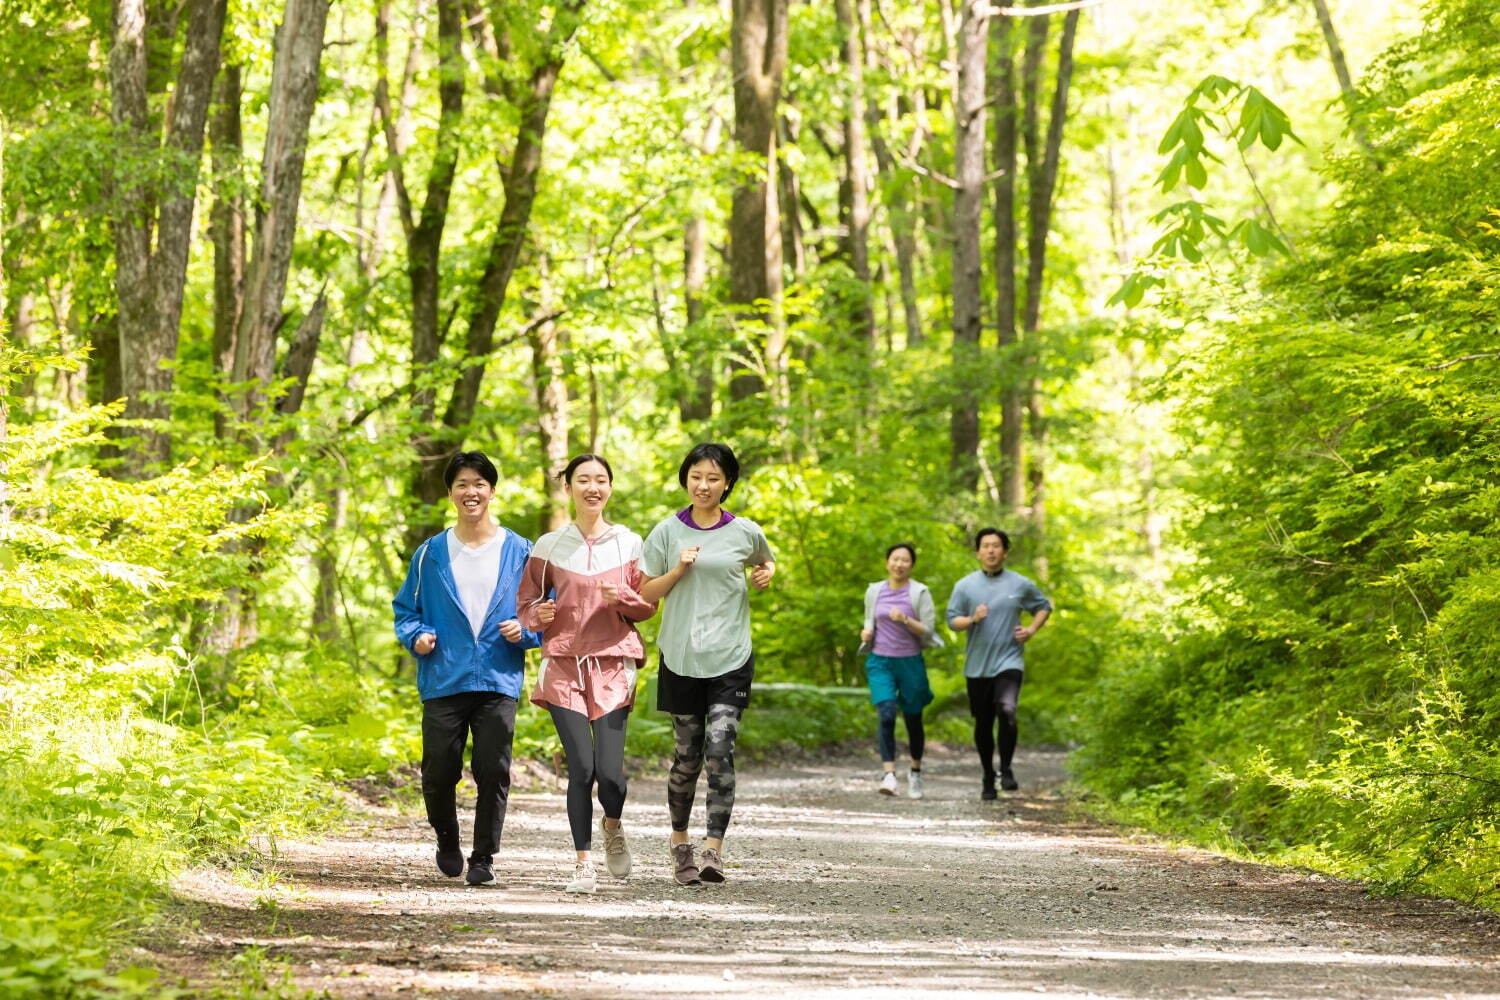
[945,568,1052,677]
[641,513,774,679]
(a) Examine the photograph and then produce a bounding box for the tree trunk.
[835,0,875,352]
[444,49,573,435]
[727,0,789,402]
[778,114,806,280]
[1021,7,1080,581]
[210,62,245,437]
[390,0,467,546]
[681,215,715,421]
[231,0,330,414]
[991,13,1023,509]
[857,0,921,348]
[529,300,570,535]
[395,0,583,553]
[1307,0,1378,164]
[109,0,227,471]
[947,0,988,490]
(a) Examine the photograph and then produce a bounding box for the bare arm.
[639,545,700,603]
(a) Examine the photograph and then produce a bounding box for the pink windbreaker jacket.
[515,522,657,658]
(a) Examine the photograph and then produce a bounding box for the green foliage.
[0,348,420,994]
[1081,0,1500,908]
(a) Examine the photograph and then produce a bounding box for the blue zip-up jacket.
[392,528,542,701]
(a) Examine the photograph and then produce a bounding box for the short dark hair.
[444,450,498,489]
[886,542,917,565]
[974,527,1010,551]
[559,453,613,484]
[678,442,740,501]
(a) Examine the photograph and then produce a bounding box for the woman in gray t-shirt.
[640,443,774,886]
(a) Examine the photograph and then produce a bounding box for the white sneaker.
[879,771,898,796]
[565,861,597,894]
[907,769,924,799]
[600,818,632,878]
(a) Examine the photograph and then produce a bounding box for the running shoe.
[699,846,726,883]
[566,861,597,894]
[879,771,898,796]
[907,769,924,799]
[465,859,494,885]
[435,834,464,877]
[670,842,702,886]
[981,775,997,801]
[1000,768,1020,792]
[600,819,632,878]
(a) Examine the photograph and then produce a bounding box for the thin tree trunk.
[529,297,570,535]
[991,12,1023,509]
[948,0,988,490]
[836,0,875,352]
[1021,7,1080,581]
[778,114,805,280]
[1022,9,1077,333]
[858,0,921,347]
[210,62,245,437]
[681,215,715,421]
[1308,0,1378,164]
[387,0,467,547]
[230,0,330,414]
[442,41,575,435]
[109,0,227,471]
[727,0,789,402]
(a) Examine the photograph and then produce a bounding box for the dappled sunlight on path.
[148,745,1500,998]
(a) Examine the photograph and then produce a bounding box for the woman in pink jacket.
[517,454,657,893]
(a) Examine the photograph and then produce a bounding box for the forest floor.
[138,744,1500,998]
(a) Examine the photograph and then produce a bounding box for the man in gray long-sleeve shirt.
[946,528,1052,799]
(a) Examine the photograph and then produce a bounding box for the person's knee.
[567,757,597,788]
[876,699,899,725]
[998,703,1019,726]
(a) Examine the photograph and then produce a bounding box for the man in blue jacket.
[393,451,541,885]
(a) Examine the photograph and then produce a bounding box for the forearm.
[1030,609,1051,632]
[639,568,683,604]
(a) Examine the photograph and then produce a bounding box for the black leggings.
[875,700,925,763]
[547,705,630,851]
[969,671,1023,775]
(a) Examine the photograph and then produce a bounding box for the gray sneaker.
[600,819,632,878]
[670,842,701,886]
[699,846,726,883]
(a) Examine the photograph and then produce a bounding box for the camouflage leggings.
[668,704,743,841]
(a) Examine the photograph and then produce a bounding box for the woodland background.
[2,0,1498,992]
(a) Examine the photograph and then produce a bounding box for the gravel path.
[150,745,1500,998]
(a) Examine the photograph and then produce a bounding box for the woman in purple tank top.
[858,543,944,798]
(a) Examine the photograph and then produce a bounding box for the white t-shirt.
[447,528,502,638]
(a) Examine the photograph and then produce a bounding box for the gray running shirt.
[945,569,1052,677]
[641,514,774,679]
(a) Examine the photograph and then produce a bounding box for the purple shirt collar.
[676,506,736,531]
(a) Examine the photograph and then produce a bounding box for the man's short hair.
[974,527,1010,551]
[444,450,498,489]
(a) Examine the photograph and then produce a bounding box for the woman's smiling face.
[684,459,727,508]
[568,459,612,515]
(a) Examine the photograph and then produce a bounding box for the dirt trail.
[147,746,1500,998]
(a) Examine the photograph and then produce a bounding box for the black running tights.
[547,705,630,851]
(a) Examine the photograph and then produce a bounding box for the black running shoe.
[981,781,998,801]
[1000,769,1019,792]
[436,845,464,878]
[465,859,495,885]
